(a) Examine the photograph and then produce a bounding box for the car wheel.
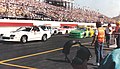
[20,36,27,43]
[83,33,86,38]
[58,32,62,35]
[66,30,68,34]
[89,33,91,37]
[42,35,47,41]
[54,30,57,35]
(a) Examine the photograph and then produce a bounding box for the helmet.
[116,21,120,25]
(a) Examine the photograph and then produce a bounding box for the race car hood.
[70,30,84,33]
[1,31,28,37]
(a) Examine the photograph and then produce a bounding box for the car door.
[31,26,41,40]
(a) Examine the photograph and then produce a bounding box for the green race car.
[69,27,90,38]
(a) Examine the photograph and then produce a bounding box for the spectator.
[98,48,120,69]
[62,40,81,62]
[0,0,115,22]
[71,44,91,69]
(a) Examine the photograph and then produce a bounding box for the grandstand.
[0,0,116,23]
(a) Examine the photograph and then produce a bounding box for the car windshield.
[63,26,69,28]
[77,28,86,31]
[16,27,32,32]
[40,26,46,30]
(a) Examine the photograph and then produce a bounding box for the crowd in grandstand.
[0,0,116,23]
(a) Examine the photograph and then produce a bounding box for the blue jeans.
[95,41,104,63]
[106,34,111,47]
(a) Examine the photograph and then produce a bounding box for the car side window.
[40,26,47,30]
[32,26,40,31]
[25,28,31,31]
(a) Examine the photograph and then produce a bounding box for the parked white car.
[38,25,58,35]
[58,26,77,34]
[0,26,51,43]
[38,25,53,35]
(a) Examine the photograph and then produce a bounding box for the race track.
[0,35,111,69]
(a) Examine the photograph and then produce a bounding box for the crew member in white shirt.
[105,23,112,48]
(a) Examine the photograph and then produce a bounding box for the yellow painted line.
[0,42,91,63]
[0,63,37,69]
[0,48,63,63]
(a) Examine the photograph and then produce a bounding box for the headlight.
[10,35,15,39]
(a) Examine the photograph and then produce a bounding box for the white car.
[38,25,53,35]
[58,26,77,34]
[0,26,51,43]
[38,25,58,35]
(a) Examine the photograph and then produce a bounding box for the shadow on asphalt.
[46,58,71,63]
[0,41,20,44]
[46,59,99,69]
[83,44,114,51]
[0,40,45,45]
[87,63,98,69]
[87,63,98,66]
[92,67,98,69]
[87,63,94,66]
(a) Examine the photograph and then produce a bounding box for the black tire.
[58,32,62,35]
[42,35,47,41]
[66,30,68,34]
[54,30,57,34]
[83,33,86,38]
[20,36,27,43]
[89,33,91,37]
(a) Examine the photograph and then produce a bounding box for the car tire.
[58,32,62,35]
[54,30,57,35]
[83,33,86,38]
[42,35,47,41]
[66,30,68,34]
[20,36,27,43]
[89,33,91,37]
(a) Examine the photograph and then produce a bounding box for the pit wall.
[0,19,96,33]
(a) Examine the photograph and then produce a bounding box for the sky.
[74,0,120,18]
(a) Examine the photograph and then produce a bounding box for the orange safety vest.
[97,27,105,42]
